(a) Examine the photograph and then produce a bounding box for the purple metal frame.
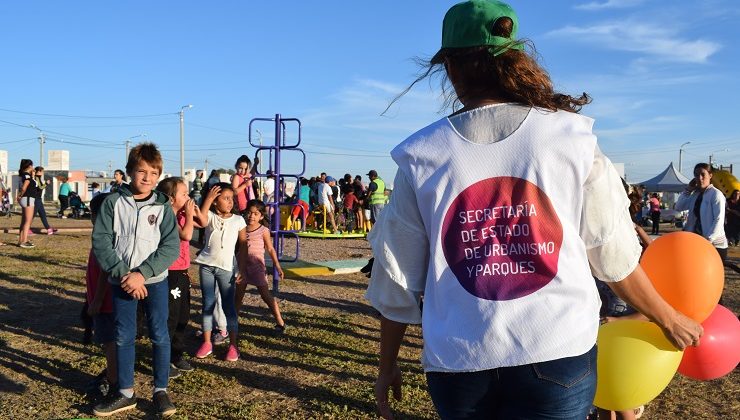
[248,114,306,294]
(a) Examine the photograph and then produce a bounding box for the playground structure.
[296,204,369,239]
[249,114,305,293]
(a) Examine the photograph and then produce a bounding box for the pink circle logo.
[441,177,563,301]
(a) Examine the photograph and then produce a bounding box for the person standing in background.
[191,170,204,203]
[109,169,127,193]
[33,166,57,235]
[57,176,72,218]
[675,163,728,262]
[725,189,740,247]
[366,170,386,224]
[16,159,37,248]
[649,192,661,235]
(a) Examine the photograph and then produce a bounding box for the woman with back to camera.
[367,1,703,418]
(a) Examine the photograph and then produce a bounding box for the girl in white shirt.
[194,183,247,362]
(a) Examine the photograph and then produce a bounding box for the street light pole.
[30,124,45,167]
[179,104,193,177]
[125,133,146,163]
[679,141,691,173]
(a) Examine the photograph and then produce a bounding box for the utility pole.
[179,104,193,177]
[39,133,45,167]
[204,157,209,174]
[108,161,113,176]
[30,124,45,167]
[124,134,145,164]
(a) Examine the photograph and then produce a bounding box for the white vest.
[392,108,602,371]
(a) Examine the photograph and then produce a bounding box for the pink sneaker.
[27,230,35,236]
[225,344,239,362]
[47,228,57,235]
[195,341,213,359]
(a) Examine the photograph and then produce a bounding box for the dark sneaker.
[153,390,176,417]
[213,330,229,345]
[274,324,287,334]
[171,358,194,372]
[19,241,35,249]
[93,391,137,417]
[169,366,181,379]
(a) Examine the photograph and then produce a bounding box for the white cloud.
[546,22,721,63]
[575,0,645,11]
[295,78,445,179]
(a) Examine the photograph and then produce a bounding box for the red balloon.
[678,305,740,380]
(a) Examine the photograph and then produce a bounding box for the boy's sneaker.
[169,366,181,379]
[171,358,194,372]
[274,323,287,334]
[195,341,213,359]
[19,241,35,249]
[93,391,137,417]
[153,390,176,417]
[213,330,229,345]
[225,344,240,362]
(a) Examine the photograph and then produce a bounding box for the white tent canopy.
[637,162,691,192]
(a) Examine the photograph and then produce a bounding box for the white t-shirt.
[263,178,275,202]
[365,104,641,373]
[318,183,333,208]
[194,211,246,272]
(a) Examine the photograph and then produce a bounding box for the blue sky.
[1,0,738,185]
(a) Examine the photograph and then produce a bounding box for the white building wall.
[48,150,70,171]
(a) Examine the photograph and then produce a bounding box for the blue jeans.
[426,345,597,419]
[33,199,51,229]
[199,265,237,333]
[113,280,171,390]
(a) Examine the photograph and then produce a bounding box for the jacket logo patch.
[441,176,563,301]
[148,214,157,226]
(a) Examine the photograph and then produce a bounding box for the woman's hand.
[375,362,403,420]
[661,311,704,350]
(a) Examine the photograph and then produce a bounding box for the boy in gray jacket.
[92,143,179,417]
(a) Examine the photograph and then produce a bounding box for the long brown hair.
[386,17,590,114]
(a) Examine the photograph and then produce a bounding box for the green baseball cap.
[441,0,523,56]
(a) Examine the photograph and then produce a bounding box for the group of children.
[298,173,375,234]
[84,143,285,417]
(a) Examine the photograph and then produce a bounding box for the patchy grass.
[0,220,737,419]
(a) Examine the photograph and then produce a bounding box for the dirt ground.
[0,215,738,419]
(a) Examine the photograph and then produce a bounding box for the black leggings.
[650,211,661,234]
[58,195,69,215]
[167,269,191,362]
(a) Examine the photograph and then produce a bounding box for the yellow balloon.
[594,320,683,411]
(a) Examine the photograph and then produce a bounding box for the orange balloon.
[640,231,724,322]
